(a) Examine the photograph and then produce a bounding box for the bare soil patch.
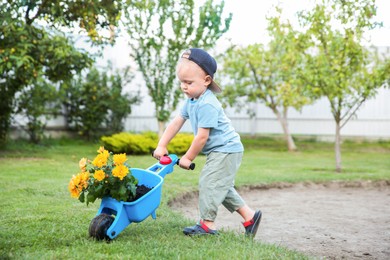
[170,181,390,260]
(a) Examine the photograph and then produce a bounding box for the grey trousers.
[199,152,245,221]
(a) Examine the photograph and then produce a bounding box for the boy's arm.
[154,115,186,158]
[179,127,209,169]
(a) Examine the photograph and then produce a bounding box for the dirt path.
[170,181,390,260]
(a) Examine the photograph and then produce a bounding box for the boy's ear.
[204,75,213,86]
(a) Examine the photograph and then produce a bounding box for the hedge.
[101,132,193,155]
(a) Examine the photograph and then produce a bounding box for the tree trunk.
[250,103,257,138]
[109,24,115,43]
[0,94,14,145]
[157,120,165,139]
[273,107,297,152]
[335,120,342,173]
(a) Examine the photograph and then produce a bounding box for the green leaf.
[127,183,137,200]
[118,184,126,196]
[87,193,97,205]
[78,192,85,203]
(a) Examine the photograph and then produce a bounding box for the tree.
[221,12,311,151]
[122,0,232,137]
[0,0,124,145]
[298,0,390,172]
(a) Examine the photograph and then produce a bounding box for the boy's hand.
[153,146,168,159]
[178,156,193,170]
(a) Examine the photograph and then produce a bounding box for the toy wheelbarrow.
[88,154,194,240]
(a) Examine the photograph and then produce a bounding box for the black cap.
[183,48,222,93]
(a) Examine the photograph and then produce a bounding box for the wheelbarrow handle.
[176,159,195,170]
[151,152,195,170]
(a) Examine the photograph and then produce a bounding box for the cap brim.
[209,81,222,93]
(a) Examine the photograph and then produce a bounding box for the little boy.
[153,48,261,236]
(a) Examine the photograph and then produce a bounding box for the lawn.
[0,137,389,259]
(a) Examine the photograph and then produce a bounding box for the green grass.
[0,137,389,259]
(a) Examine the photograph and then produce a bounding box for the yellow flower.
[68,172,89,198]
[112,164,129,180]
[97,146,105,153]
[80,172,89,187]
[68,179,79,198]
[93,170,105,181]
[113,153,127,165]
[92,150,109,168]
[79,157,87,172]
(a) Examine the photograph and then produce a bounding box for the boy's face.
[176,59,212,100]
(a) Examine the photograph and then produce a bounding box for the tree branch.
[340,96,366,129]
[248,61,266,101]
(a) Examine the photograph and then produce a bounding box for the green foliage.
[62,68,110,139]
[221,13,312,111]
[0,0,124,144]
[106,67,140,134]
[167,133,194,155]
[0,21,92,144]
[123,0,232,134]
[3,0,123,43]
[298,1,389,109]
[14,80,61,144]
[101,132,158,154]
[101,132,193,155]
[220,11,312,151]
[62,66,140,140]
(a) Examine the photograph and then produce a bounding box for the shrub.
[101,132,193,155]
[62,67,139,140]
[101,132,156,155]
[14,80,61,144]
[168,133,194,155]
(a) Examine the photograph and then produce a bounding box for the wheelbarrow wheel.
[89,213,115,241]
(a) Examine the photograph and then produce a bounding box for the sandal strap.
[199,220,211,233]
[243,219,254,227]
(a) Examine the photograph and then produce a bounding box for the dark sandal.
[183,220,218,236]
[243,210,262,237]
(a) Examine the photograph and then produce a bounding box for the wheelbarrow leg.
[151,210,157,219]
[106,206,131,240]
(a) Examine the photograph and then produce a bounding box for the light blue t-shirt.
[180,89,244,155]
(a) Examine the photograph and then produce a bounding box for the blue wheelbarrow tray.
[94,154,178,240]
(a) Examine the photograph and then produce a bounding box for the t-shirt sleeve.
[197,104,218,128]
[180,101,189,120]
